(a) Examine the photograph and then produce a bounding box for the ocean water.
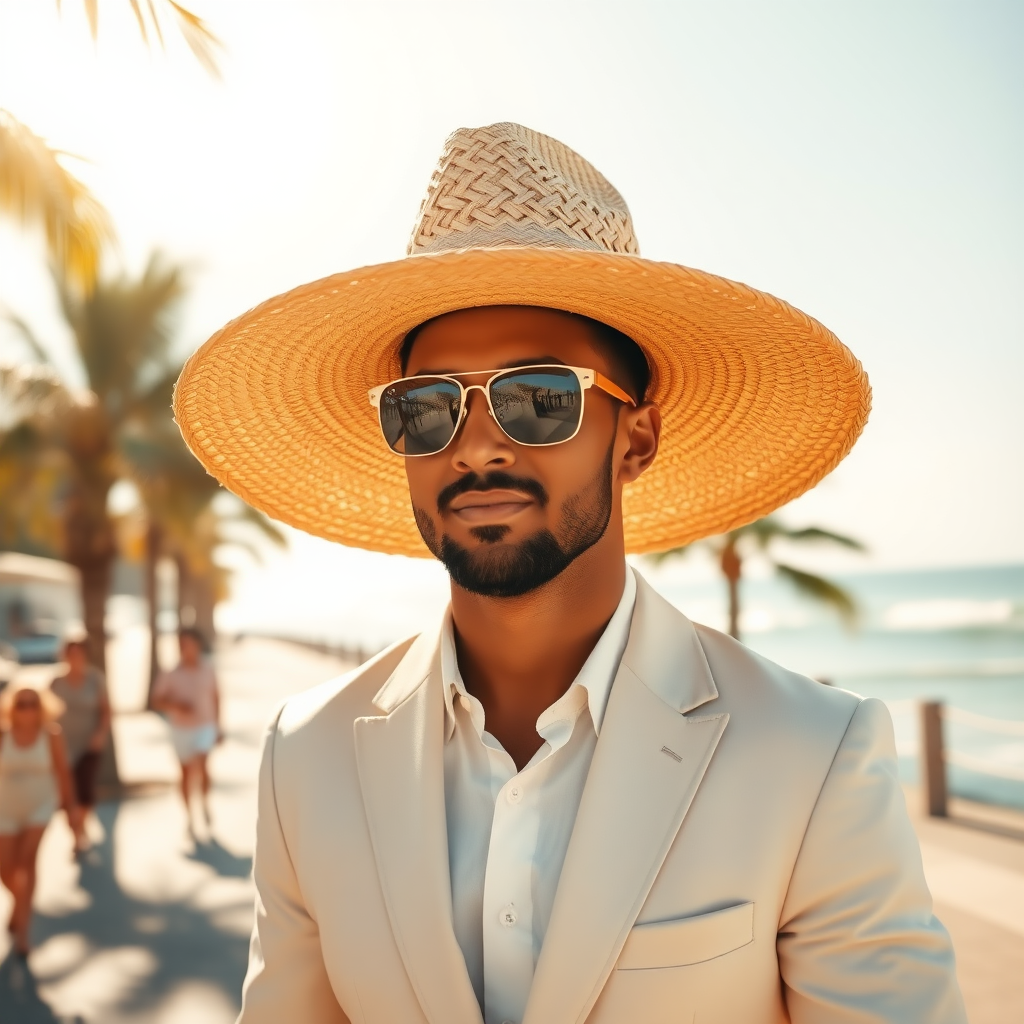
[220,555,1024,810]
[656,564,1024,810]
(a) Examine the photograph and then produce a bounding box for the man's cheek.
[412,505,439,553]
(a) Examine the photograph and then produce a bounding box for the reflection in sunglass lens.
[490,367,582,445]
[380,377,462,455]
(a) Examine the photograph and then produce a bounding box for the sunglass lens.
[380,377,462,455]
[489,367,582,445]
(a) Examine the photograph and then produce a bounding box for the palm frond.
[0,306,53,364]
[83,0,99,40]
[774,562,860,629]
[145,0,166,48]
[216,532,266,565]
[776,526,866,552]
[125,365,178,422]
[734,515,791,549]
[0,110,115,291]
[53,252,186,417]
[0,363,70,430]
[59,1,222,77]
[127,0,148,43]
[228,501,287,548]
[645,543,691,565]
[165,1,223,78]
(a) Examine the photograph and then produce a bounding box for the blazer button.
[499,904,518,927]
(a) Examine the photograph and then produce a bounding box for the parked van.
[0,553,83,667]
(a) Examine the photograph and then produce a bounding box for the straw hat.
[174,122,870,557]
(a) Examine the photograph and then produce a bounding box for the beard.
[412,442,615,598]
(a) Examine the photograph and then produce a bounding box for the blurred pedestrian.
[50,638,111,853]
[0,684,76,955]
[151,627,221,832]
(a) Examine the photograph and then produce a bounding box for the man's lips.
[448,489,535,523]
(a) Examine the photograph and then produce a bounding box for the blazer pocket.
[617,902,754,970]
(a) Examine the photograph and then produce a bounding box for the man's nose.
[450,388,515,473]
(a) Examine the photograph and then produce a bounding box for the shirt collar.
[440,565,638,742]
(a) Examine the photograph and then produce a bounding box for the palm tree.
[651,516,866,641]
[5,255,187,670]
[124,414,285,689]
[4,254,286,687]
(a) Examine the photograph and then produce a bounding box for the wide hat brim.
[173,246,870,557]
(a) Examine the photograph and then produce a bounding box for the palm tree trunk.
[145,520,163,697]
[78,557,111,673]
[720,538,742,641]
[193,574,217,646]
[175,550,192,627]
[76,552,122,794]
[61,420,116,672]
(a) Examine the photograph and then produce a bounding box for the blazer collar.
[621,568,719,714]
[356,627,485,1024]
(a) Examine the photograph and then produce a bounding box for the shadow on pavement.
[950,813,1024,844]
[188,837,253,879]
[0,800,249,1022]
[0,954,78,1023]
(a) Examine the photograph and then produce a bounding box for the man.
[175,123,965,1023]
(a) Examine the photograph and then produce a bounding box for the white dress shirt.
[440,566,637,1024]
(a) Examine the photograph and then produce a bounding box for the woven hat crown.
[408,122,640,257]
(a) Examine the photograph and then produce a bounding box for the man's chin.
[438,530,571,599]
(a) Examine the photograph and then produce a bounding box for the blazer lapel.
[354,630,484,1024]
[524,572,729,1024]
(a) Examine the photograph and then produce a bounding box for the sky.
[0,1,1021,643]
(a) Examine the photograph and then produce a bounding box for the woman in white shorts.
[151,627,221,833]
[0,685,76,955]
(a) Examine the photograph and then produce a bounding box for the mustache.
[437,471,549,514]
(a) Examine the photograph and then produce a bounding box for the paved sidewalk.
[0,637,1021,1021]
[905,788,1024,1022]
[0,636,353,1023]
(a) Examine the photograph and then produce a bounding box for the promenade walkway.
[0,636,354,1023]
[0,636,1020,1021]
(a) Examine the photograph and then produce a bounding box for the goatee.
[414,442,614,598]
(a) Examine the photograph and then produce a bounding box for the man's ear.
[618,403,661,484]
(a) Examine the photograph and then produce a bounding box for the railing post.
[920,701,947,817]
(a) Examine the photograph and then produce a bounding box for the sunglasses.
[13,698,40,711]
[368,364,634,457]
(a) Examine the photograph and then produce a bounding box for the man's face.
[402,306,636,598]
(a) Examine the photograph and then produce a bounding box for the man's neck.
[449,540,627,770]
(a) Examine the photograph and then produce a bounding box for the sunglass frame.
[367,364,634,457]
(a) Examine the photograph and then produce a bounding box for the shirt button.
[507,784,523,804]
[499,904,518,928]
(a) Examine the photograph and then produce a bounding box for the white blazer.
[238,573,966,1024]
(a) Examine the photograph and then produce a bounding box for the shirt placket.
[481,748,546,1024]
